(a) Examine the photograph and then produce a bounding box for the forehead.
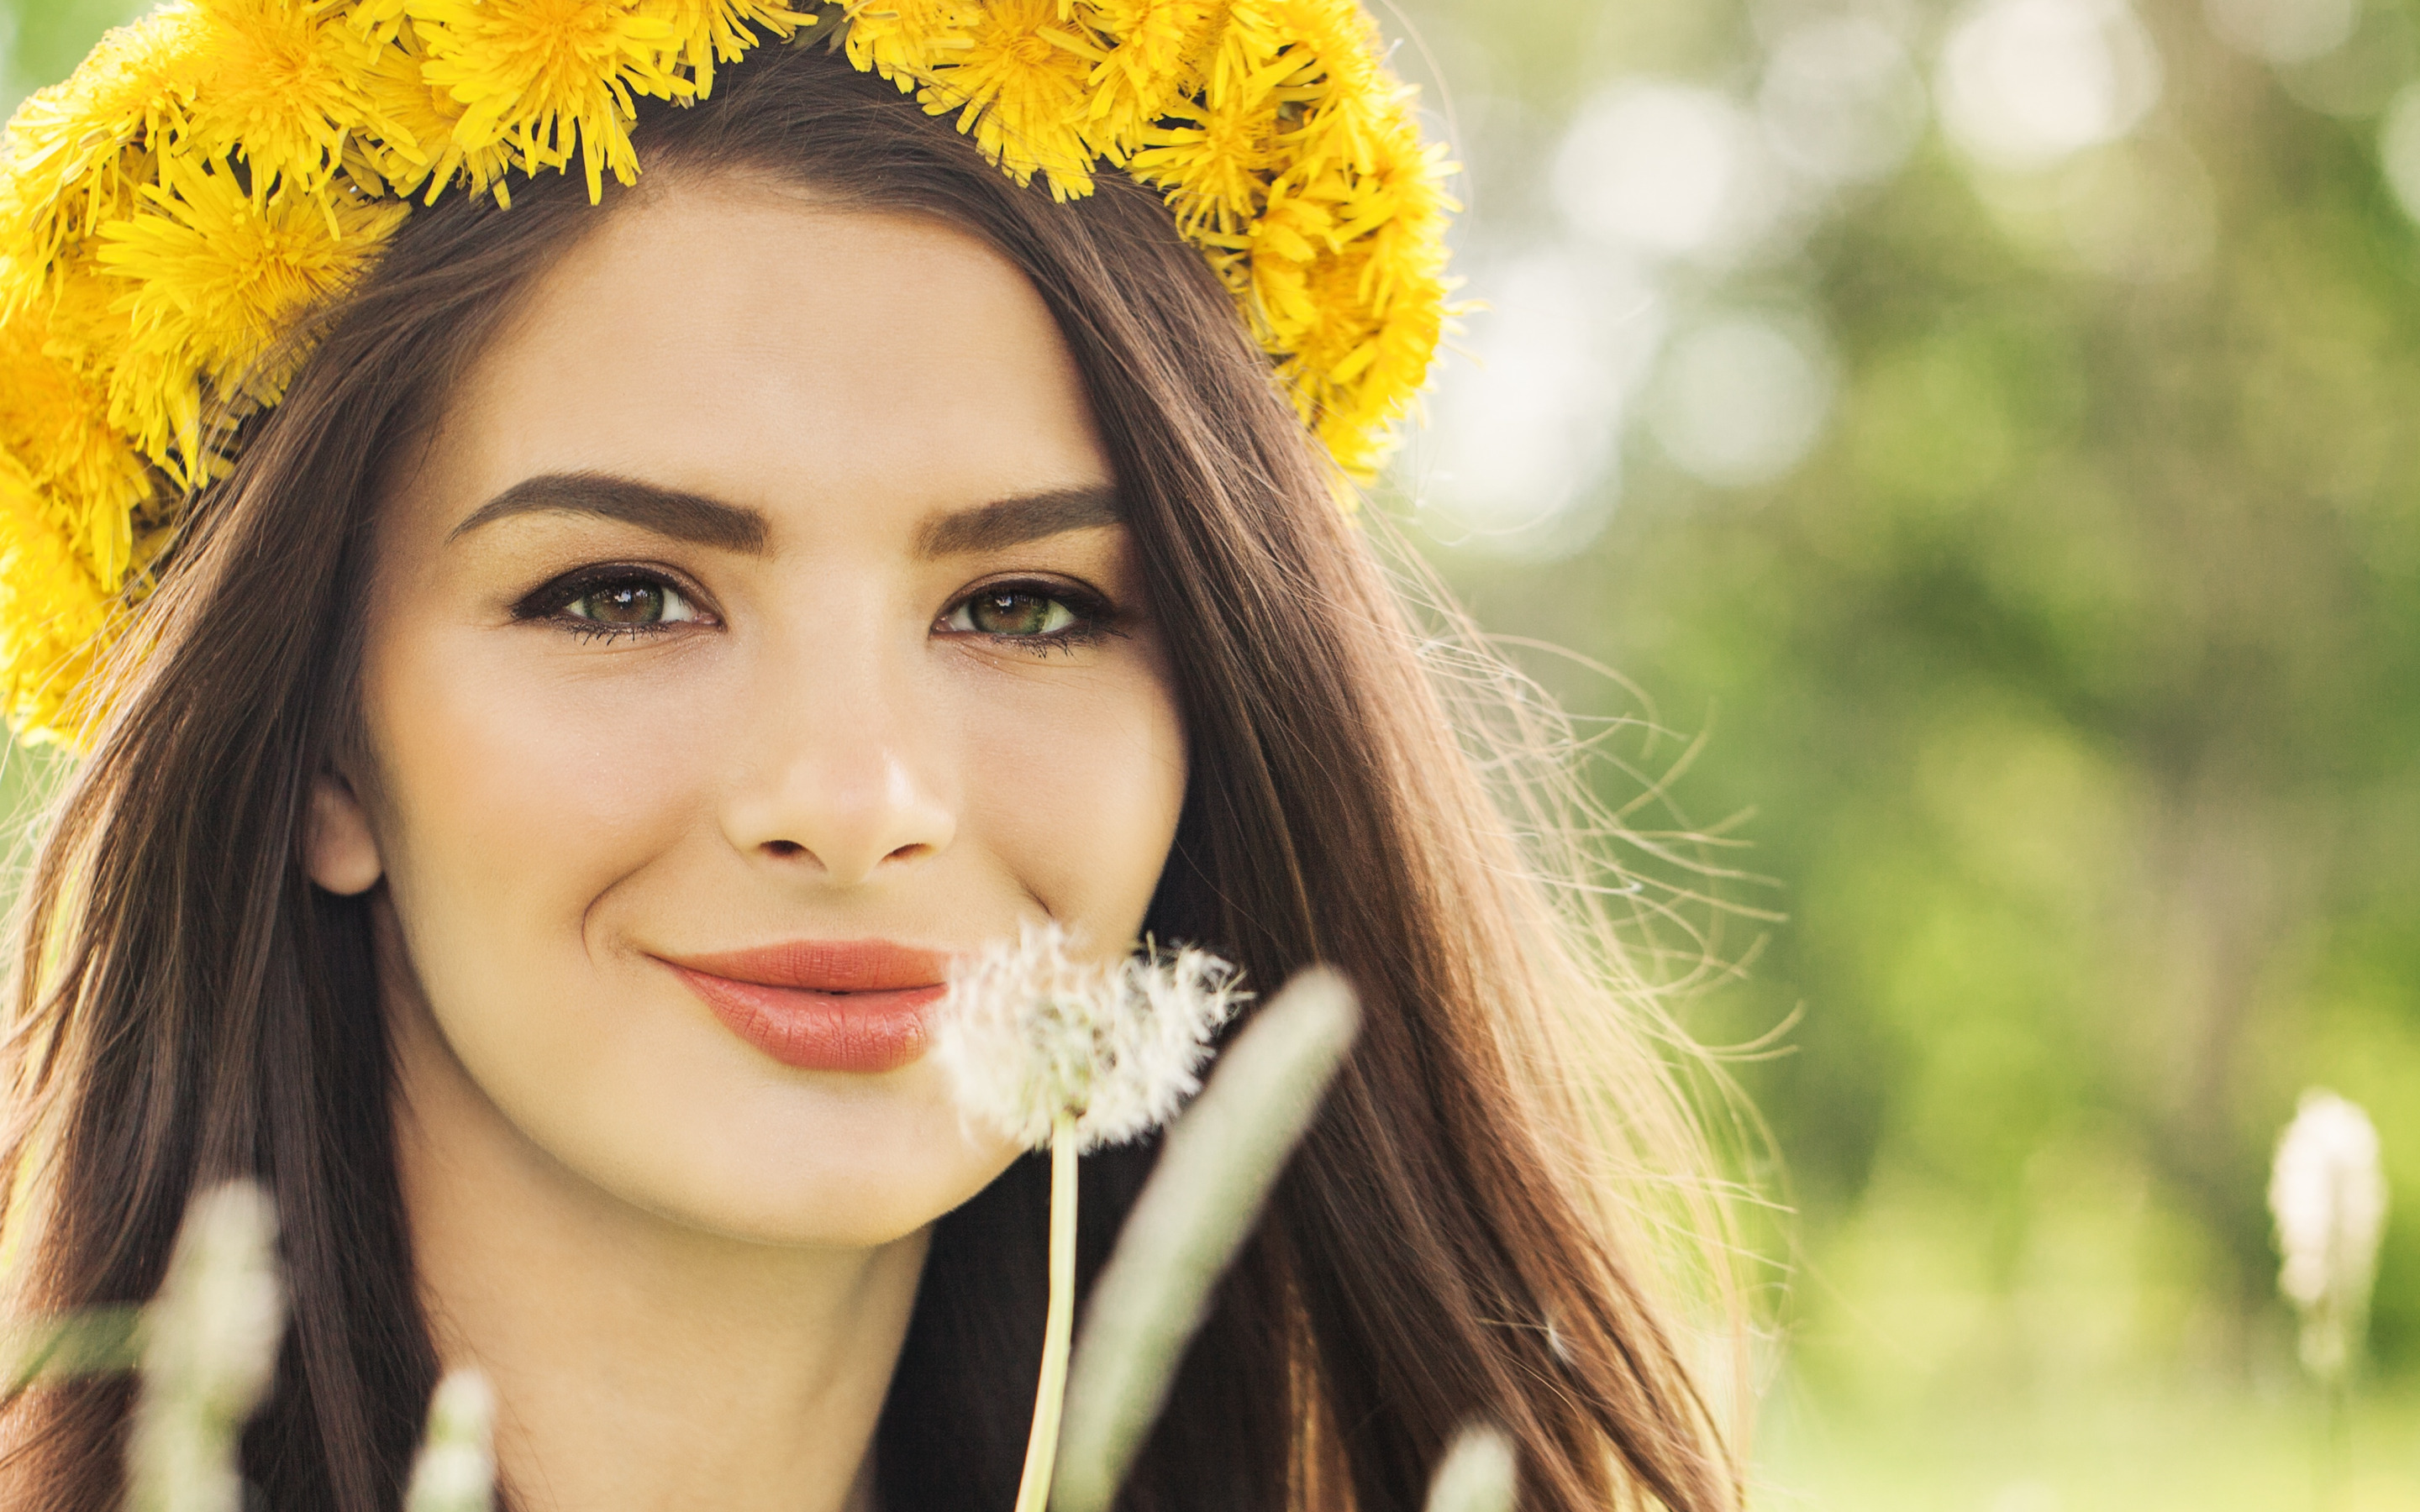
[406,175,1110,547]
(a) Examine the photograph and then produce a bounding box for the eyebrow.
[916,486,1123,557]
[447,473,1122,557]
[450,472,769,553]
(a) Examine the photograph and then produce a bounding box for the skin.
[304,174,1188,1512]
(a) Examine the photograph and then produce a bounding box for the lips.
[660,939,949,1074]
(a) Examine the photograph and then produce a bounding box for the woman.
[0,6,1743,1511]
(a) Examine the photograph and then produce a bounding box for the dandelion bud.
[406,1369,499,1512]
[2268,1089,2388,1383]
[129,1180,287,1512]
[934,922,1245,1152]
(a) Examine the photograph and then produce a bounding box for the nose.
[719,664,958,889]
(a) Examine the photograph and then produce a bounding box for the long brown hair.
[0,39,1743,1512]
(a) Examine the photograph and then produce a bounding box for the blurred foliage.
[1376,0,2420,1502]
[8,0,2420,1504]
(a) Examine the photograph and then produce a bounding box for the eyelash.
[939,578,1119,654]
[511,564,711,643]
[511,567,1118,650]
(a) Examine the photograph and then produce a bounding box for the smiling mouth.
[660,939,949,1074]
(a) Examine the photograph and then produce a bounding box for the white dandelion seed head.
[406,1369,499,1512]
[935,922,1246,1152]
[2268,1088,2389,1378]
[1424,1424,1519,1512]
[142,1180,284,1420]
[130,1179,287,1512]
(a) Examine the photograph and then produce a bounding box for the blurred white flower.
[2268,1089,2388,1382]
[406,1370,498,1512]
[129,1181,287,1512]
[1759,16,1928,186]
[937,923,1244,1152]
[1939,0,2163,170]
[2204,0,2358,66]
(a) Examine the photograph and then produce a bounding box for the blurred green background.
[1370,0,2420,1504]
[6,0,2417,1506]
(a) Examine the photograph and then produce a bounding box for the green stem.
[2319,1369,2349,1512]
[1013,1114,1079,1512]
[2,1305,143,1396]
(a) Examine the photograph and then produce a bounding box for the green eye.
[571,580,696,627]
[955,589,1078,637]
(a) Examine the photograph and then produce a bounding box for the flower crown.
[0,0,1455,741]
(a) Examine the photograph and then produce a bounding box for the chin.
[641,1169,988,1251]
[560,1085,1022,1251]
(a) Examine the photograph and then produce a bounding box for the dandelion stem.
[2,1305,144,1394]
[1013,1112,1081,1512]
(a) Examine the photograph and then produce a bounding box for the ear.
[305,772,384,895]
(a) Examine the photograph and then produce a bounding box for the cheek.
[955,653,1188,942]
[362,629,712,1008]
[371,629,712,880]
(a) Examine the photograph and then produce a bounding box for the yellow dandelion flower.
[1334,123,1452,312]
[1128,85,1281,238]
[0,8,202,307]
[1085,0,1226,92]
[914,0,1105,198]
[1205,0,1392,194]
[647,0,812,97]
[350,18,522,204]
[1260,0,1383,102]
[95,163,408,480]
[1073,0,1223,158]
[182,0,402,197]
[1200,0,1304,108]
[1280,84,1393,192]
[410,0,692,205]
[0,312,157,587]
[843,0,977,92]
[348,0,414,48]
[34,244,143,384]
[0,447,124,743]
[1262,246,1411,479]
[350,39,446,199]
[1354,272,1443,418]
[1296,235,1446,479]
[1241,178,1341,350]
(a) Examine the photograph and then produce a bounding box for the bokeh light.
[2383,83,2420,224]
[1758,15,1929,186]
[1647,311,1837,488]
[1937,0,2163,169]
[2203,0,2360,66]
[1555,82,1781,262]
[1413,249,1658,552]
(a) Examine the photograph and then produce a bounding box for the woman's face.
[324,175,1186,1247]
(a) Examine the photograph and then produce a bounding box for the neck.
[390,982,927,1512]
